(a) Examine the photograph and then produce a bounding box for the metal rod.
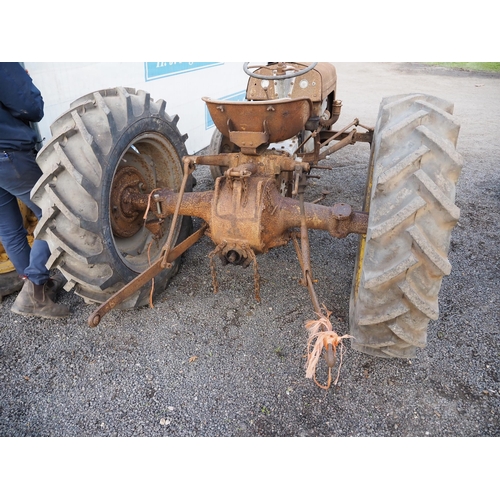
[318,129,356,161]
[296,174,322,315]
[88,223,207,327]
[160,157,194,268]
[319,119,359,148]
[291,232,321,315]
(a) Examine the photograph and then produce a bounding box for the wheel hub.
[110,166,148,238]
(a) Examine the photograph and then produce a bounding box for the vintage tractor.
[31,62,462,385]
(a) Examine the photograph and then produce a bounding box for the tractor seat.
[203,97,312,155]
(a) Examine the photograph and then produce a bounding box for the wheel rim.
[110,132,183,273]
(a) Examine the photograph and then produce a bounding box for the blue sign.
[145,62,223,81]
[205,90,246,129]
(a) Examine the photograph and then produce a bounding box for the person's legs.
[0,150,50,284]
[25,240,52,285]
[0,186,31,276]
[0,150,69,318]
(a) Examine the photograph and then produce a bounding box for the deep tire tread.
[350,93,462,358]
[32,87,190,307]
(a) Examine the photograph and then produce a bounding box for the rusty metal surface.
[203,97,312,154]
[319,99,342,128]
[110,165,148,238]
[147,154,368,260]
[246,62,337,103]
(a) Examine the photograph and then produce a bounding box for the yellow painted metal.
[351,142,376,299]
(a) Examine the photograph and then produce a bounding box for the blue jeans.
[0,149,51,285]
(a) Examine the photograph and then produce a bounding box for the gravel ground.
[0,63,498,439]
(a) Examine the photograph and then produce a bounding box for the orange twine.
[305,308,353,389]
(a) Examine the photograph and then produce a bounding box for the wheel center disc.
[110,166,148,238]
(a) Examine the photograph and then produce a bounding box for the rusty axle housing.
[127,153,368,259]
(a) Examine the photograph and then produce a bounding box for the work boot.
[45,271,67,302]
[11,279,70,319]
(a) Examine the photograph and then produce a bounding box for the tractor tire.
[31,87,193,308]
[349,94,462,358]
[208,128,224,179]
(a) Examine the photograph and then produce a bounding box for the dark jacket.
[0,62,44,151]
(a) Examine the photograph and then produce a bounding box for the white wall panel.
[24,62,248,154]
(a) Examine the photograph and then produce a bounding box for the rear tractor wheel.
[32,87,193,308]
[349,94,462,358]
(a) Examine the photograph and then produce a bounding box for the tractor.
[30,62,462,385]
